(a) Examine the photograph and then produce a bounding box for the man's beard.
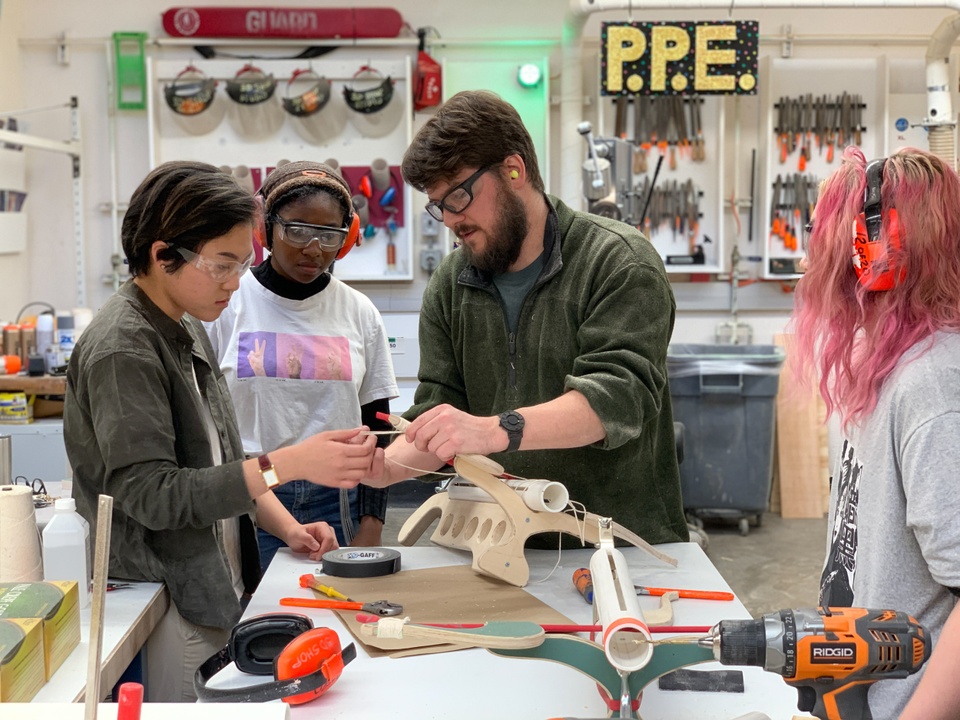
[456,178,528,274]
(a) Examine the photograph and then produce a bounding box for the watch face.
[501,412,524,431]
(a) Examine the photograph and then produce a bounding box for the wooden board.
[310,565,574,658]
[773,334,826,518]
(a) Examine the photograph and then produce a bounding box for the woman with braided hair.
[206,161,398,569]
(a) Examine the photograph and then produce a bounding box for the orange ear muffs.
[851,158,904,292]
[852,208,902,291]
[273,627,347,705]
[335,212,361,260]
[253,194,268,248]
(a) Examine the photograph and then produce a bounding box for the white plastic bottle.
[41,498,91,608]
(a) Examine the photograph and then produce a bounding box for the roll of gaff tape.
[321,548,401,578]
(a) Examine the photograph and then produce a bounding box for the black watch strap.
[499,410,525,453]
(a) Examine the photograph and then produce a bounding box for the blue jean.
[258,481,358,571]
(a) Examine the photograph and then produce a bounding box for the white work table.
[206,544,809,720]
[32,581,168,702]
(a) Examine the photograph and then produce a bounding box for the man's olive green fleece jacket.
[406,195,688,545]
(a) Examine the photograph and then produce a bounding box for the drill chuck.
[713,618,769,668]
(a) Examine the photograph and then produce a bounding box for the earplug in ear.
[510,170,520,179]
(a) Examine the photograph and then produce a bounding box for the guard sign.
[601,21,758,96]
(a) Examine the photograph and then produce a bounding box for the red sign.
[162,7,404,40]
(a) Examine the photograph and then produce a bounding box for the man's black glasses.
[424,165,493,222]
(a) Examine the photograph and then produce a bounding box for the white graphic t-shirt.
[206,272,398,455]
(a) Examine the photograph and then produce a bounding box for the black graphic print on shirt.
[820,439,860,607]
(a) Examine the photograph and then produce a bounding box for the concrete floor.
[382,488,827,619]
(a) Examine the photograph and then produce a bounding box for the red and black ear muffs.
[852,158,904,291]
[254,176,360,261]
[338,211,361,259]
[253,193,268,249]
[194,613,356,705]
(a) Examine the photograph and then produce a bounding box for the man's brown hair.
[401,90,544,194]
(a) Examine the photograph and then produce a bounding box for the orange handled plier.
[280,597,404,617]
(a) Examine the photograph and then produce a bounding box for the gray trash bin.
[667,344,785,535]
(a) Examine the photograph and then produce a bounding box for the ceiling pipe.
[562,0,960,206]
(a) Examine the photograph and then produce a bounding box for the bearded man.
[363,90,687,546]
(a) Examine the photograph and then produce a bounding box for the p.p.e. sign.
[601,21,759,96]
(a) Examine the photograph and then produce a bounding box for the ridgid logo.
[810,643,857,663]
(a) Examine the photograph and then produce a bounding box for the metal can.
[3,324,21,360]
[20,323,36,365]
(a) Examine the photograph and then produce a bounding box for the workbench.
[208,544,809,719]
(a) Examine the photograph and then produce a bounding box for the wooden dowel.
[84,494,113,720]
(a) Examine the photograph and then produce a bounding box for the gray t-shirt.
[820,330,960,717]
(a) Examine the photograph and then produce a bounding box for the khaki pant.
[144,601,229,702]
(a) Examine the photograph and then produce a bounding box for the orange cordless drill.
[698,607,930,720]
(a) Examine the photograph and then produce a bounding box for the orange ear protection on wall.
[852,158,903,291]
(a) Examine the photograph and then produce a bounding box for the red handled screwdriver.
[573,567,594,604]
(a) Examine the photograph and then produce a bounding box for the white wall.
[7,0,959,349]
[0,0,27,322]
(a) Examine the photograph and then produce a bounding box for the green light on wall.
[517,63,542,89]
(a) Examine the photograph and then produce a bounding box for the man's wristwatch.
[257,454,280,490]
[498,410,525,453]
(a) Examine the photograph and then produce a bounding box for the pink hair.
[789,146,960,428]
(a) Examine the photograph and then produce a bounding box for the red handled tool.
[635,585,734,602]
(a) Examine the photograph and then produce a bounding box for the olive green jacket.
[407,196,688,545]
[64,281,259,629]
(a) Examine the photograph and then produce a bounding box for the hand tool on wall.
[666,98,679,170]
[747,148,756,242]
[777,96,788,163]
[770,174,783,244]
[698,607,931,720]
[690,95,705,162]
[655,96,668,159]
[827,94,839,162]
[838,91,850,148]
[614,95,628,139]
[638,154,663,236]
[632,96,647,174]
[684,179,699,254]
[853,93,864,146]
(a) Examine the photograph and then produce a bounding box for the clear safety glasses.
[169,244,254,283]
[272,216,347,251]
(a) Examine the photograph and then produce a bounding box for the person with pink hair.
[791,146,960,719]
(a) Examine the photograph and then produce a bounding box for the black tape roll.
[321,548,401,578]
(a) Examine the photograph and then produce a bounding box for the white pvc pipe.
[446,478,570,513]
[589,544,653,672]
